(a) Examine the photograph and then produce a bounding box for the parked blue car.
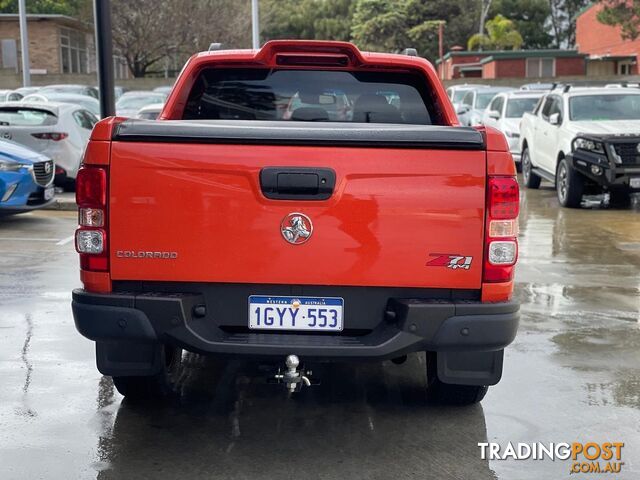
[0,139,55,215]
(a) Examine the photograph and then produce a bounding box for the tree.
[110,0,250,77]
[350,0,480,61]
[490,0,553,48]
[548,0,590,47]
[0,0,88,15]
[261,0,354,42]
[597,0,640,40]
[468,14,524,50]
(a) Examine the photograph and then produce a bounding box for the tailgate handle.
[260,167,336,200]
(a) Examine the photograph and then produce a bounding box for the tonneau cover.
[113,119,485,150]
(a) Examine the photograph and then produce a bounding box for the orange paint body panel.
[80,270,111,293]
[109,143,486,289]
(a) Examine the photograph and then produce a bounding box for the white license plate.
[44,186,54,201]
[630,177,640,189]
[249,295,343,332]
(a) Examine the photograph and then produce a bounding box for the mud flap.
[96,341,164,377]
[437,349,504,386]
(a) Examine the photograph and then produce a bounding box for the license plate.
[249,295,343,332]
[630,177,640,189]
[44,186,54,201]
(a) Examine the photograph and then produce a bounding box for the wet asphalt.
[0,185,639,480]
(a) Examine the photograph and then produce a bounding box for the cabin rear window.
[182,68,443,125]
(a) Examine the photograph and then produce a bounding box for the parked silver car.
[481,90,544,167]
[0,89,24,102]
[22,92,101,117]
[446,84,489,112]
[456,87,514,126]
[116,91,167,117]
[135,103,164,120]
[0,102,98,188]
[39,84,99,99]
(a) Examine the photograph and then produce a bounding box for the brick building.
[437,49,586,80]
[0,14,129,78]
[576,4,639,76]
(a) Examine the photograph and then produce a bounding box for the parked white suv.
[519,86,640,207]
[482,90,544,168]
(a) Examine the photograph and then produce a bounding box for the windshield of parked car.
[505,97,541,118]
[183,68,438,124]
[452,90,468,102]
[0,108,57,126]
[117,94,165,110]
[476,92,497,110]
[569,94,640,121]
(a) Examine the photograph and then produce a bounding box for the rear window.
[183,68,441,124]
[0,108,57,126]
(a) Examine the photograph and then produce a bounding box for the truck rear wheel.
[425,352,488,406]
[112,345,182,402]
[521,147,541,189]
[556,159,584,208]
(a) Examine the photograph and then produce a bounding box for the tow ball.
[272,355,316,393]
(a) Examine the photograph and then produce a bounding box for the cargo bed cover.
[113,120,486,150]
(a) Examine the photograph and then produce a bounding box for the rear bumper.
[72,288,519,360]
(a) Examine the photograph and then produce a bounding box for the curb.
[43,198,77,212]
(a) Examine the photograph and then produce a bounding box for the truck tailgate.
[108,121,486,289]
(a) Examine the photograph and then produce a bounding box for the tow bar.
[272,355,316,393]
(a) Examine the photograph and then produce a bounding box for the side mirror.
[456,105,469,115]
[488,110,500,120]
[549,113,560,125]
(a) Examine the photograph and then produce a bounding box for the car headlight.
[0,158,26,172]
[573,137,605,154]
[505,130,520,138]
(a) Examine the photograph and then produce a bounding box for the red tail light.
[75,165,108,272]
[31,132,69,141]
[483,176,519,283]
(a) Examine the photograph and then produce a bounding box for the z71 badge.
[426,253,473,270]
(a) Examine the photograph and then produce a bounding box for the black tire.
[556,158,584,208]
[425,352,488,406]
[609,189,631,208]
[521,147,541,189]
[515,160,522,173]
[112,345,182,402]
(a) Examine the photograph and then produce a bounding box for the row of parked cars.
[447,82,640,208]
[0,84,171,215]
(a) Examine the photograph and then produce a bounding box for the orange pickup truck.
[72,41,519,405]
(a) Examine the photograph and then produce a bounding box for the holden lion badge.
[281,213,313,245]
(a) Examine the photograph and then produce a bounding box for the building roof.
[440,49,587,63]
[0,13,89,29]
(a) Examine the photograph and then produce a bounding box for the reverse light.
[76,229,104,254]
[31,132,69,141]
[488,241,517,265]
[75,165,108,272]
[484,176,519,283]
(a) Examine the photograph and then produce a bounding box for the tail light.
[31,132,69,141]
[75,166,108,271]
[484,176,519,283]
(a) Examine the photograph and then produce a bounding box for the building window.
[618,61,634,75]
[60,28,87,74]
[526,57,555,78]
